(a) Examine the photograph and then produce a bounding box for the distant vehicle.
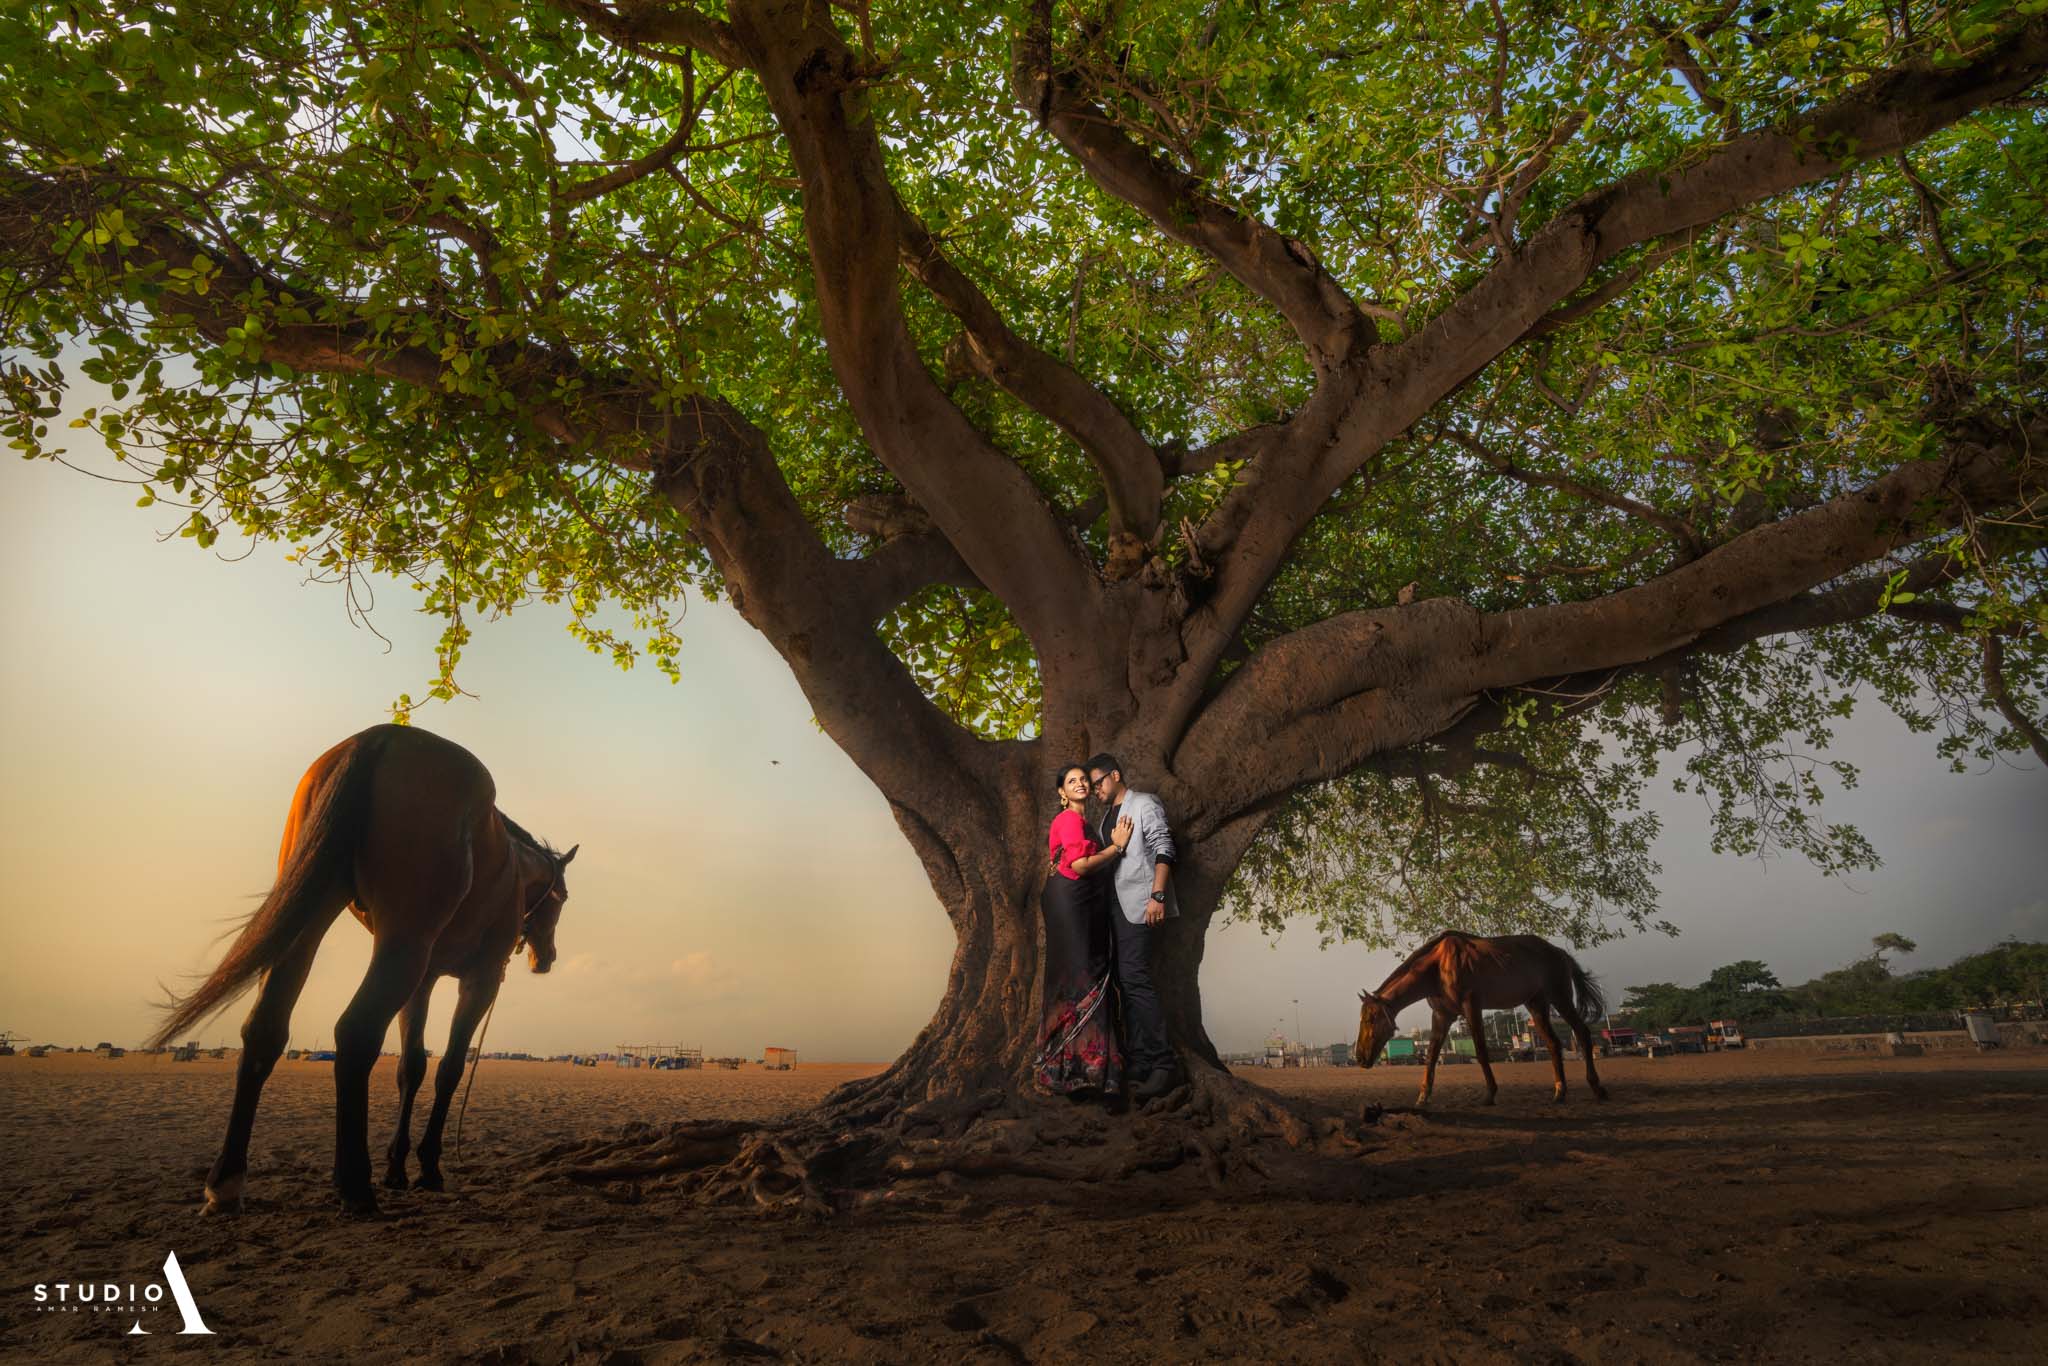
[1444,1037,1477,1064]
[1384,1038,1423,1066]
[308,1050,336,1062]
[1598,1027,1638,1057]
[1708,1020,1744,1050]
[1644,1035,1675,1058]
[1668,1026,1707,1054]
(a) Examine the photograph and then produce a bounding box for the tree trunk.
[859,792,1046,1102]
[534,747,1356,1207]
[861,762,1275,1100]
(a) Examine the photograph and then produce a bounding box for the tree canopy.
[5,0,2045,961]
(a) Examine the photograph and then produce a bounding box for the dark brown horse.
[148,725,576,1215]
[1355,932,1608,1106]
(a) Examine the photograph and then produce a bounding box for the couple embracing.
[1034,753,1183,1106]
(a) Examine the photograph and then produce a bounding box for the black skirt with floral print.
[1033,869,1123,1095]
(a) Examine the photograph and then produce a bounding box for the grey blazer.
[1095,790,1179,925]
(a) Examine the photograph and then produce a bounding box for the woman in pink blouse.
[1033,763,1132,1099]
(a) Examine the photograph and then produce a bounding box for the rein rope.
[451,865,560,1169]
[451,995,497,1168]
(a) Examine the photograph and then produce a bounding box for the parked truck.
[1384,1038,1424,1065]
[1707,1020,1744,1049]
[1668,1025,1707,1054]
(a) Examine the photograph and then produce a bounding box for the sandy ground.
[3,1048,2044,1364]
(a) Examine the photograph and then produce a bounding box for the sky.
[2,378,2044,1060]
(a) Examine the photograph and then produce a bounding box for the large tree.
[5,1,2046,1199]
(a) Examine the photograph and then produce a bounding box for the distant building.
[764,1046,797,1070]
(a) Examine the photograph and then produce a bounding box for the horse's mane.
[1377,931,1454,992]
[498,810,557,858]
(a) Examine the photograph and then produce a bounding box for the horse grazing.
[1355,932,1608,1107]
[148,724,576,1215]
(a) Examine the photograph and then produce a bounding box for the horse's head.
[519,844,577,974]
[1355,989,1397,1067]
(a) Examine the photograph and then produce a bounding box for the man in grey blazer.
[1085,752,1181,1101]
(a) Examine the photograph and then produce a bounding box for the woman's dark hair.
[1053,762,1087,794]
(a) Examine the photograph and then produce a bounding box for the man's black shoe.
[1133,1067,1180,1101]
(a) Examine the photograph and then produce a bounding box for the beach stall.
[764,1046,797,1071]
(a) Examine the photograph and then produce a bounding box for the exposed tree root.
[523,1065,1379,1214]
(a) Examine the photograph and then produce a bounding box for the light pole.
[1293,998,1302,1049]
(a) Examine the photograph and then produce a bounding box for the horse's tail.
[147,731,386,1049]
[1566,950,1608,1024]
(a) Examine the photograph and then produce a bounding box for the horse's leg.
[1554,997,1610,1101]
[1527,998,1569,1102]
[203,925,326,1214]
[414,971,499,1193]
[332,941,432,1215]
[1463,1002,1499,1106]
[1418,1005,1452,1107]
[382,977,435,1190]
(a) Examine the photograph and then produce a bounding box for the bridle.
[513,859,566,953]
[1359,994,1396,1054]
[460,853,565,1167]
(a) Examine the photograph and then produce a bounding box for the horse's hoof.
[381,1168,410,1191]
[336,1189,379,1218]
[1552,1089,1567,1104]
[1593,1089,1610,1102]
[415,1169,445,1193]
[202,1174,244,1215]
[1483,1094,1497,1107]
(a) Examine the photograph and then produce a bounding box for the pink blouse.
[1048,809,1099,881]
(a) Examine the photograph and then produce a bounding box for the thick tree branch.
[838,496,983,619]
[1982,635,2048,766]
[1385,19,2048,454]
[651,420,1001,811]
[1159,421,1286,481]
[2,166,994,810]
[1015,36,1374,373]
[550,0,751,69]
[1473,415,2044,690]
[560,111,702,205]
[730,0,1114,700]
[1179,406,2046,821]
[1663,28,1740,140]
[1175,19,2048,715]
[839,529,982,621]
[896,208,1163,551]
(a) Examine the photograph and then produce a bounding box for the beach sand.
[4,1049,2043,1362]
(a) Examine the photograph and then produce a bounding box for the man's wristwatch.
[1148,890,1167,904]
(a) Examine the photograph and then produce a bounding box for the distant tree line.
[1619,937,2048,1031]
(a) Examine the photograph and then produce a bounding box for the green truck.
[1384,1038,1424,1065]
